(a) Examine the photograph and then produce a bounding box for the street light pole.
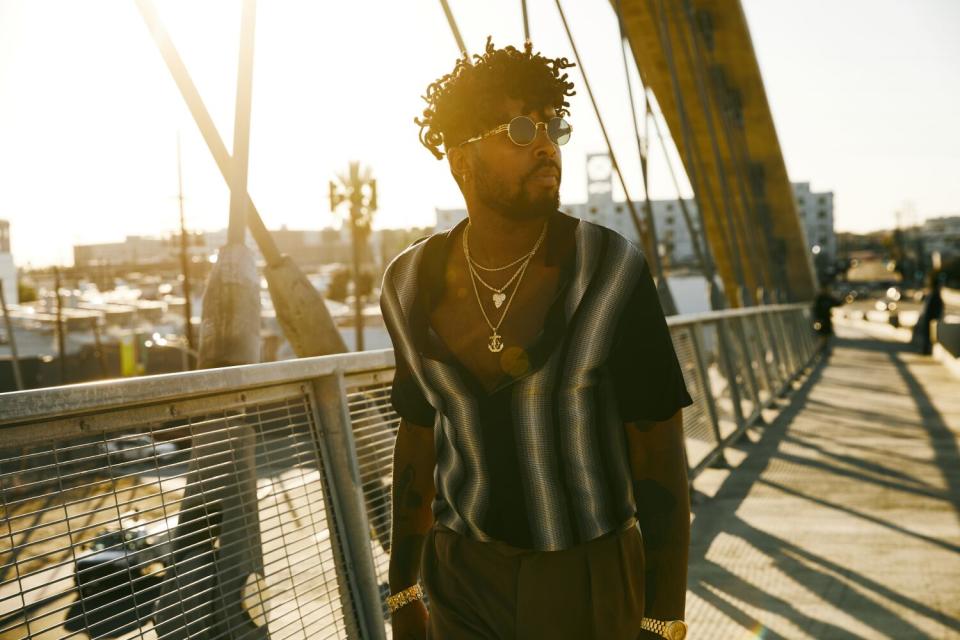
[330,161,377,352]
[176,132,195,368]
[0,280,23,390]
[53,267,66,384]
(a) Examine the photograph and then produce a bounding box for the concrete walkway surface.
[686,322,960,639]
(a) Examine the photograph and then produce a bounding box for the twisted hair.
[415,37,576,160]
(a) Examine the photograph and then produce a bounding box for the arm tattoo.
[394,464,423,523]
[633,479,677,551]
[390,534,426,576]
[396,464,414,502]
[389,463,429,588]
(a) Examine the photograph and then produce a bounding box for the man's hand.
[391,599,429,640]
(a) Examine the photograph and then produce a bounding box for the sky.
[0,0,958,268]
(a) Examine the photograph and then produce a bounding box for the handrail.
[0,349,396,426]
[666,302,809,327]
[0,304,819,640]
[0,303,810,426]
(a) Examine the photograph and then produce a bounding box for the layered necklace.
[462,220,548,353]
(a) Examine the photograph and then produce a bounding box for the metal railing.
[0,303,819,639]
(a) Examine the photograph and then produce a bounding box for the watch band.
[641,617,688,639]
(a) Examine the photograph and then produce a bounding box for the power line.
[615,0,677,314]
[554,0,656,279]
[438,0,470,58]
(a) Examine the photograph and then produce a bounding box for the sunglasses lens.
[507,116,538,145]
[548,117,572,146]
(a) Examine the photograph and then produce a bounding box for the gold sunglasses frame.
[459,116,573,147]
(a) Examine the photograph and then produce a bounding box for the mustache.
[524,160,561,181]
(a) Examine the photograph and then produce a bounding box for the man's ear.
[447,146,470,182]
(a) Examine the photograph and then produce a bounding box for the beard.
[474,160,561,221]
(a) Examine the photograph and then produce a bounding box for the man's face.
[462,97,563,221]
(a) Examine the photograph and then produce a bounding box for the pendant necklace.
[462,221,547,352]
[464,222,548,308]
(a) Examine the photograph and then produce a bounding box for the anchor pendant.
[492,292,506,308]
[487,332,504,353]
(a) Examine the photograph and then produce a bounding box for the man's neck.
[463,206,551,268]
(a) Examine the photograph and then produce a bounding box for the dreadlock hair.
[415,37,576,161]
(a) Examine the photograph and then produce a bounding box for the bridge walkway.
[685,323,960,639]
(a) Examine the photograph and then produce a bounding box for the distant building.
[372,227,434,271]
[270,226,353,266]
[919,215,960,260]
[0,220,17,304]
[74,235,175,268]
[437,156,837,271]
[70,225,430,273]
[792,182,836,260]
[437,154,700,268]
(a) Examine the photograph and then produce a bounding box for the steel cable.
[554,0,655,275]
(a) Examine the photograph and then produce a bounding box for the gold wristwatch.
[641,617,688,639]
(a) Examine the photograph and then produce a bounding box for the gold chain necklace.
[469,241,539,272]
[464,222,547,308]
[462,221,546,353]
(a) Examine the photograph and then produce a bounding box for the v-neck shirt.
[420,213,578,396]
[380,211,693,551]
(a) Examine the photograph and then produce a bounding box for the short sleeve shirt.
[381,211,692,551]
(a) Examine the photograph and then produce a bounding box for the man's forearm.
[388,423,436,592]
[626,413,691,621]
[634,466,690,619]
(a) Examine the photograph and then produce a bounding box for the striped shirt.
[380,212,692,551]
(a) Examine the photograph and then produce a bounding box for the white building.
[792,182,836,260]
[0,220,17,305]
[73,235,176,267]
[919,215,960,261]
[436,154,703,268]
[436,156,836,271]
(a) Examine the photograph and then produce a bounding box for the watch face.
[665,621,688,640]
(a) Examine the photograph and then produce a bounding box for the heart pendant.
[492,293,506,308]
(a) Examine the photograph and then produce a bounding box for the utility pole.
[330,162,377,352]
[176,132,195,368]
[0,280,23,390]
[136,0,347,360]
[53,267,66,384]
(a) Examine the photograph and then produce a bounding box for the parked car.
[68,513,176,637]
[99,435,180,465]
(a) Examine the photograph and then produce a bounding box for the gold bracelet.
[386,583,424,614]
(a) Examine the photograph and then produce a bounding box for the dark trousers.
[421,519,646,639]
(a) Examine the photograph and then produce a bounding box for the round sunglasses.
[460,116,573,148]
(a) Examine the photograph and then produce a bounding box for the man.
[914,272,944,355]
[380,39,693,639]
[812,286,842,354]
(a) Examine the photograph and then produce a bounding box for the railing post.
[747,313,776,409]
[690,324,728,467]
[716,318,747,436]
[730,315,763,423]
[760,308,788,394]
[775,310,799,381]
[786,311,805,374]
[309,371,387,640]
[799,308,817,364]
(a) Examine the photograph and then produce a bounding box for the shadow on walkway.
[687,332,960,639]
